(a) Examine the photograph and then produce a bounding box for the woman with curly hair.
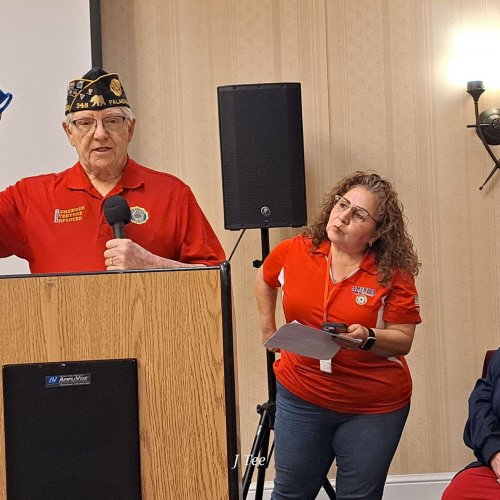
[255,171,422,500]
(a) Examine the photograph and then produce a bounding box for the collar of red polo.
[66,157,145,191]
[309,236,377,275]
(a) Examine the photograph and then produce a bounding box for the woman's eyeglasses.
[333,195,379,224]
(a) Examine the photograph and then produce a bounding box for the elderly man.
[0,68,225,273]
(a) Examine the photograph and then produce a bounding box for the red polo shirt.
[0,159,225,273]
[263,235,422,414]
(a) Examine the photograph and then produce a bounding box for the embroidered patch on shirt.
[53,206,85,223]
[351,286,376,297]
[130,206,148,224]
[355,294,368,305]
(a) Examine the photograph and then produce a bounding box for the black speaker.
[2,359,141,500]
[217,83,307,230]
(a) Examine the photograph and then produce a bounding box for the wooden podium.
[0,263,240,499]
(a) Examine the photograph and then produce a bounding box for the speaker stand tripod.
[241,228,336,499]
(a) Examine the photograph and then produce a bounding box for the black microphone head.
[103,195,131,226]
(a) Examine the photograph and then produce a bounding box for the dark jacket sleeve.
[464,348,500,467]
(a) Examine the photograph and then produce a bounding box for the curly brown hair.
[303,171,421,286]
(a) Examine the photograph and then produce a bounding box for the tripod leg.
[322,478,336,499]
[242,407,271,498]
[254,432,272,498]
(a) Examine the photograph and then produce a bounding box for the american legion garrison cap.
[65,67,130,115]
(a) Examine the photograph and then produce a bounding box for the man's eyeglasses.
[71,115,127,135]
[333,195,379,224]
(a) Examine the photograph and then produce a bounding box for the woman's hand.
[346,324,370,344]
[262,327,280,353]
[331,324,367,350]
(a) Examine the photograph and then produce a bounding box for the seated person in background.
[0,68,225,273]
[442,348,500,500]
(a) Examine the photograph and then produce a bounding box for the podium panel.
[0,266,240,499]
[3,359,141,500]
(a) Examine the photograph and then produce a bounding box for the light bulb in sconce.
[450,30,500,88]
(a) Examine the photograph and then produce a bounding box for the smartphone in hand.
[321,322,362,345]
[322,322,348,334]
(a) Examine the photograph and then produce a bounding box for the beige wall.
[101,0,500,477]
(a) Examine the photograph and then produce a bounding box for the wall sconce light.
[466,80,500,189]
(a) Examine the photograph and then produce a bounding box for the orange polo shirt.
[263,235,421,414]
[0,159,225,273]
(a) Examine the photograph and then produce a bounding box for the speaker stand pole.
[242,228,275,500]
[241,228,337,500]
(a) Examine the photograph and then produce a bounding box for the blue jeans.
[271,382,410,500]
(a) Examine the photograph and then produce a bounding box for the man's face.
[63,108,136,175]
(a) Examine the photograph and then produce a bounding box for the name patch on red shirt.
[53,206,86,223]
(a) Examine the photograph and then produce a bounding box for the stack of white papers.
[264,321,361,359]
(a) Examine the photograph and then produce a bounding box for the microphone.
[103,195,131,238]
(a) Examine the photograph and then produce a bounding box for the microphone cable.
[227,229,246,262]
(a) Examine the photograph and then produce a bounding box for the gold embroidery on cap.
[90,95,105,106]
[110,78,123,97]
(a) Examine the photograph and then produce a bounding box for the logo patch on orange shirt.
[355,295,368,305]
[53,205,85,223]
[352,286,375,306]
[352,286,375,297]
